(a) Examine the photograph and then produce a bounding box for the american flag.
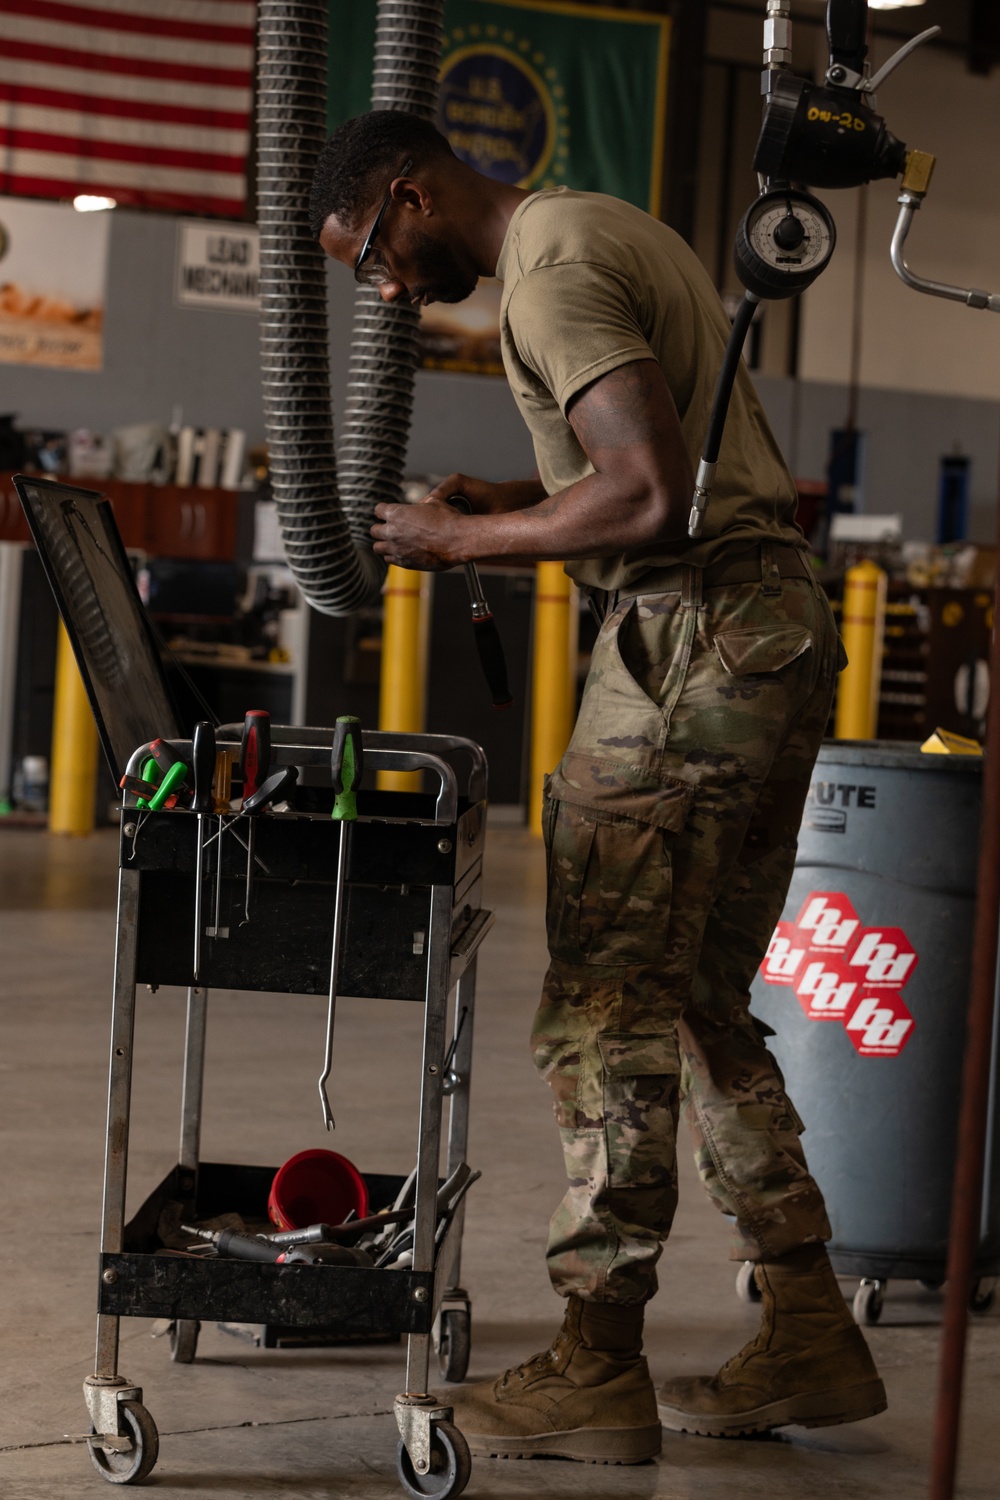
[0,0,255,218]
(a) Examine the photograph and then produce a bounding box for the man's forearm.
[491,477,549,512]
[449,471,684,564]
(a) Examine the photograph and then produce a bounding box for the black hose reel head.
[753,72,907,196]
[733,0,923,304]
[690,0,939,540]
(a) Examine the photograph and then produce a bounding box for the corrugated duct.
[256,0,445,615]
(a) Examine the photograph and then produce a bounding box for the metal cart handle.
[126,735,466,826]
[262,727,488,805]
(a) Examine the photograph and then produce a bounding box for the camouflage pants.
[534,552,840,1304]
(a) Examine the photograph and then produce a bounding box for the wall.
[798,35,1000,402]
[0,206,536,482]
[1,20,997,540]
[0,211,265,441]
[757,376,1000,544]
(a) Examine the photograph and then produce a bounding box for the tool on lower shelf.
[190,722,216,981]
[372,1164,480,1268]
[256,1164,480,1262]
[447,494,513,709]
[181,1224,372,1267]
[319,716,363,1132]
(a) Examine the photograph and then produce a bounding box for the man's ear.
[393,176,433,216]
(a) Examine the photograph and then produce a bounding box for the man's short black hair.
[309,111,454,240]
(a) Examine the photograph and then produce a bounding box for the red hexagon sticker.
[794,892,862,959]
[844,992,915,1056]
[793,955,862,1022]
[847,928,918,990]
[760,921,807,986]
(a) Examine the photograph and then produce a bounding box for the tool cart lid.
[14,473,181,780]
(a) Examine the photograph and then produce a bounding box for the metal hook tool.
[319,715,363,1130]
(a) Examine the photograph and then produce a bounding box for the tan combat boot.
[445,1295,661,1463]
[657,1245,887,1436]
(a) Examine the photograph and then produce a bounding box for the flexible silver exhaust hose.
[256,0,445,615]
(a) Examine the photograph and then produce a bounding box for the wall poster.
[328,0,671,375]
[0,195,109,370]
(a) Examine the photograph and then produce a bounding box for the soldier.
[311,110,885,1465]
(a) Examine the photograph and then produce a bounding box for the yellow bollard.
[835,558,887,740]
[529,562,578,836]
[377,564,430,791]
[49,622,98,835]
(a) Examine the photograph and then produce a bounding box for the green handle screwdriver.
[331,715,363,821]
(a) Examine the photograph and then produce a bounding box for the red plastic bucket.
[268,1148,369,1231]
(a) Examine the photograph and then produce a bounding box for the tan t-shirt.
[495,188,803,591]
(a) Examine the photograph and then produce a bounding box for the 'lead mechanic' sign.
[175,221,260,313]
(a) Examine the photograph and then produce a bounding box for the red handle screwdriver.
[239,710,270,800]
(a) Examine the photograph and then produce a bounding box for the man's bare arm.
[423,473,547,514]
[371,359,694,569]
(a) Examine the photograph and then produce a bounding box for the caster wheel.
[970,1278,996,1315]
[396,1419,471,1499]
[169,1319,200,1363]
[88,1400,159,1485]
[735,1262,762,1305]
[853,1280,884,1326]
[919,1278,944,1293]
[436,1308,471,1383]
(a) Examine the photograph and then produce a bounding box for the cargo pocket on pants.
[712,624,814,677]
[597,1032,680,1191]
[543,751,693,966]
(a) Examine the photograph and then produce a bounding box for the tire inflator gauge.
[689,0,1000,541]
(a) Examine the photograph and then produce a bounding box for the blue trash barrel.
[750,741,1000,1284]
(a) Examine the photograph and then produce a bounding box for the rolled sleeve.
[506,262,655,417]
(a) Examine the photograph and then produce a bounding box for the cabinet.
[0,474,31,542]
[144,484,239,561]
[99,478,149,550]
[0,473,240,561]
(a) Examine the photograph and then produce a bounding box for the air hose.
[256,0,445,616]
[687,292,759,538]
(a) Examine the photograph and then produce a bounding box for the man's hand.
[372,360,694,568]
[371,496,466,571]
[422,473,547,514]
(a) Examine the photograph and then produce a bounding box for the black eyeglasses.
[354,157,413,286]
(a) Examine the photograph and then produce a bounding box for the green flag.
[328,0,671,214]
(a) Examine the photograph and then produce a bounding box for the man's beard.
[406,229,478,305]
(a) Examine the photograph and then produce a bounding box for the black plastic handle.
[242,764,298,816]
[827,0,868,73]
[215,1227,281,1263]
[472,613,513,709]
[149,737,185,778]
[445,493,514,709]
[191,721,216,813]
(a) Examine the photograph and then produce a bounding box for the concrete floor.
[1,824,996,1500]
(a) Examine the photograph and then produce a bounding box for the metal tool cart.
[12,475,491,1497]
[89,726,491,1495]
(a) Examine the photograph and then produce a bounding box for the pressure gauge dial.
[734,189,837,300]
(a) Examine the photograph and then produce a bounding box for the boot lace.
[497,1326,571,1390]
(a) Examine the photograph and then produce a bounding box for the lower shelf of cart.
[99,1159,459,1336]
[98,1250,436,1334]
